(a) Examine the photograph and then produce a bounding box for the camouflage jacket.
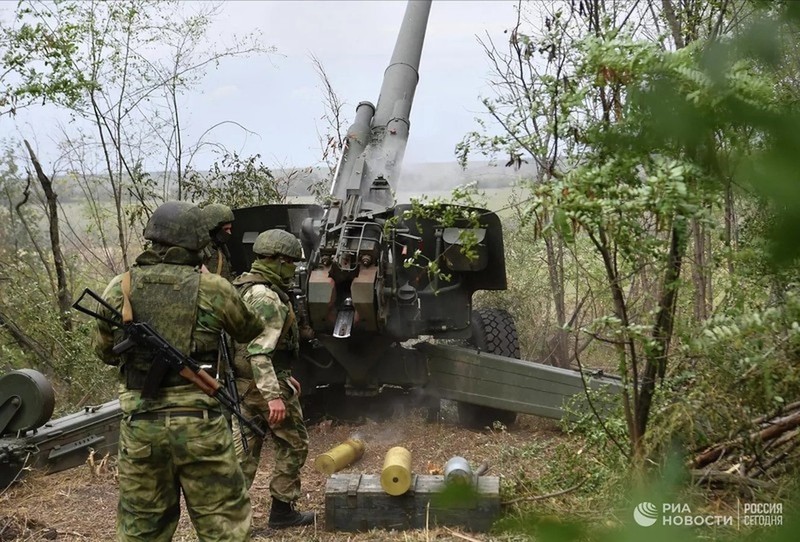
[232,266,299,404]
[201,243,233,281]
[92,248,263,414]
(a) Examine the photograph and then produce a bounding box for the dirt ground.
[0,401,567,542]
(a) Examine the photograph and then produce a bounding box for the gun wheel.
[457,308,519,429]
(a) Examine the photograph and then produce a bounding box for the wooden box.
[324,473,501,532]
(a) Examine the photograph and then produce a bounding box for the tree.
[458,1,672,369]
[184,151,284,209]
[0,1,276,407]
[309,53,349,202]
[461,0,799,460]
[1,0,275,269]
[24,140,71,329]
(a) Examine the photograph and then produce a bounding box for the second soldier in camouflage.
[200,203,235,281]
[232,229,316,529]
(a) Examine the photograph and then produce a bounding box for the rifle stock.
[73,288,266,439]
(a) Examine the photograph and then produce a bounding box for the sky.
[4,0,522,171]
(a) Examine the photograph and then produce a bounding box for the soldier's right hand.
[267,397,286,426]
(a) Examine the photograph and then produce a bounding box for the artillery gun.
[0,0,622,488]
[229,0,518,425]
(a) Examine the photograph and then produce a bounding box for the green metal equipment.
[219,0,622,426]
[0,369,121,488]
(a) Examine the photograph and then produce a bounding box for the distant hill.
[55,160,538,203]
[281,160,539,199]
[397,160,538,194]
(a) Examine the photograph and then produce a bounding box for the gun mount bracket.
[0,369,55,435]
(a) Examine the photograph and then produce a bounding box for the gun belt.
[128,409,222,422]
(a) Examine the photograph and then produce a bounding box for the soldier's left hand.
[267,397,286,426]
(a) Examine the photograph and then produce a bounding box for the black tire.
[457,308,519,428]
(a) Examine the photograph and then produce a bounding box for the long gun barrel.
[72,289,266,440]
[330,0,431,212]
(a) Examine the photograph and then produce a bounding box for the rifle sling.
[121,271,133,324]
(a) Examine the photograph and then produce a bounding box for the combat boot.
[268,498,315,528]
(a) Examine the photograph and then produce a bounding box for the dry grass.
[1,404,572,542]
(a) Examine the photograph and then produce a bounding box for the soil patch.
[1,402,568,541]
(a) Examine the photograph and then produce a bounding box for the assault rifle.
[72,288,266,439]
[218,332,249,452]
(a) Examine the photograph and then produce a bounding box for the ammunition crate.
[324,473,501,532]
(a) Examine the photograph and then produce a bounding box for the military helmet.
[143,201,209,251]
[202,203,235,232]
[252,229,304,261]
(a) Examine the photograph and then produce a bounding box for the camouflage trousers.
[233,378,309,501]
[117,412,252,542]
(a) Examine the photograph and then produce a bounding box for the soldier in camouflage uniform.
[199,203,237,431]
[201,203,235,281]
[232,229,315,529]
[92,201,264,542]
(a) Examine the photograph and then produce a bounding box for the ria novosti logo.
[633,501,782,527]
[633,502,659,526]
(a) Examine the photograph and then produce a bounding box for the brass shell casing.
[381,446,412,495]
[315,438,365,475]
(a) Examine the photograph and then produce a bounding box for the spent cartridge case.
[444,455,473,485]
[315,438,365,475]
[381,446,412,495]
